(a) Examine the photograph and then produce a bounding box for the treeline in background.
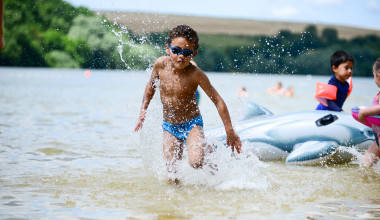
[1,0,380,76]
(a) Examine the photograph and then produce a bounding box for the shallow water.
[0,67,379,219]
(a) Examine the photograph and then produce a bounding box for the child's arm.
[134,64,159,132]
[326,100,343,111]
[198,73,242,153]
[358,104,380,124]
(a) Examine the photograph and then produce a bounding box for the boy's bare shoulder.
[154,56,170,69]
[191,65,207,79]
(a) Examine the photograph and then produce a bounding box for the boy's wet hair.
[330,50,354,72]
[373,58,380,75]
[167,24,199,50]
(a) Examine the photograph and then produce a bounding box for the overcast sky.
[65,0,380,31]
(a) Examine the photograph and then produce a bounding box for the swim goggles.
[167,44,196,57]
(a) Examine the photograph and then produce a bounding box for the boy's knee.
[189,159,202,169]
[188,146,205,169]
[189,155,203,169]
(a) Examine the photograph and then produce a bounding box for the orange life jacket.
[315,77,352,107]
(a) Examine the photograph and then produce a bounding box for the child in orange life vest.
[358,58,380,168]
[315,50,354,111]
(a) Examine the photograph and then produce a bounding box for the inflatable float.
[207,102,375,165]
[239,101,273,121]
[351,106,380,128]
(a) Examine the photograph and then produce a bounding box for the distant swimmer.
[84,69,91,78]
[237,86,249,97]
[134,25,242,184]
[267,81,286,96]
[284,86,294,98]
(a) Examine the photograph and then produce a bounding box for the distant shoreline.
[98,11,380,39]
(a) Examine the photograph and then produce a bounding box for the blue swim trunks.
[162,116,203,140]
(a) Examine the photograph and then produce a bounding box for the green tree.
[304,25,322,48]
[68,15,120,69]
[321,28,338,45]
[0,0,91,67]
[349,47,377,76]
[45,50,80,68]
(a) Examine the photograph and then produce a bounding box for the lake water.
[0,67,379,219]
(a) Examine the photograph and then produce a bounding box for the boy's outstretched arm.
[199,73,242,153]
[134,65,159,132]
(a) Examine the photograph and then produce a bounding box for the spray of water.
[98,16,165,71]
[136,93,271,190]
[337,146,380,177]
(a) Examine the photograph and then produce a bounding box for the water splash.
[100,17,165,70]
[337,146,380,177]
[138,98,271,190]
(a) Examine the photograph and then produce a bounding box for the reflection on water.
[0,68,379,219]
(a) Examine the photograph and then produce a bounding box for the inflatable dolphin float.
[207,103,375,164]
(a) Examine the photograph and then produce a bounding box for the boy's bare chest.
[159,72,194,93]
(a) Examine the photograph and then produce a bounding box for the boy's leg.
[187,126,205,169]
[163,131,184,176]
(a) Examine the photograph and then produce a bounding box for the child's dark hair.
[167,24,199,50]
[373,58,380,74]
[330,50,354,72]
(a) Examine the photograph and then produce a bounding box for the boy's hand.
[226,131,242,154]
[134,110,146,132]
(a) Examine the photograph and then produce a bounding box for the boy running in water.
[134,25,242,183]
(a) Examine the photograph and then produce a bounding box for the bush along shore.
[1,0,379,76]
